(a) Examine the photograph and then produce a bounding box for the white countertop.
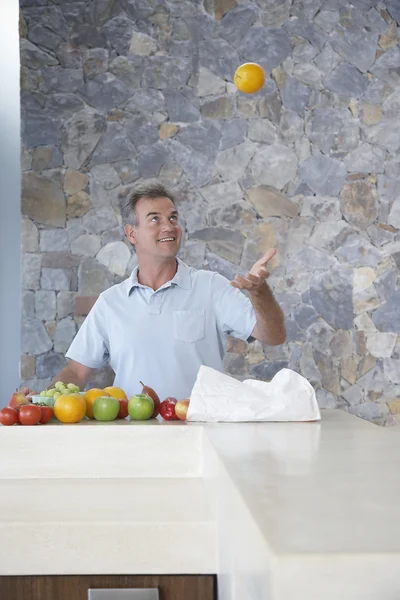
[205,409,400,555]
[1,410,399,599]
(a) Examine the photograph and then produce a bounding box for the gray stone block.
[372,290,400,333]
[239,26,291,73]
[57,291,76,320]
[22,319,52,355]
[22,253,41,290]
[250,361,289,381]
[199,38,239,80]
[251,143,297,189]
[102,16,135,55]
[39,67,84,95]
[281,77,311,115]
[142,56,192,89]
[310,266,353,330]
[20,38,58,69]
[22,291,35,320]
[80,73,132,112]
[177,122,221,156]
[324,63,368,98]
[164,91,200,123]
[41,268,71,291]
[138,142,169,178]
[61,109,107,170]
[219,4,259,46]
[92,122,136,165]
[78,257,114,295]
[329,24,378,72]
[35,290,56,321]
[300,154,347,196]
[54,317,77,353]
[36,352,67,379]
[40,229,70,252]
[169,140,214,187]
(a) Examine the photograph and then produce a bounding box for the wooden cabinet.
[0,575,216,600]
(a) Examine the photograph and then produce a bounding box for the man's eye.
[151,216,158,222]
[170,216,178,222]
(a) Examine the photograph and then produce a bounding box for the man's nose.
[160,218,176,230]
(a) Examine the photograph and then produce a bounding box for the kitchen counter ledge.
[1,410,399,599]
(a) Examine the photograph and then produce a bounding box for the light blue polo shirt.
[66,259,257,401]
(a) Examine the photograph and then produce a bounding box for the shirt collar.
[126,257,192,295]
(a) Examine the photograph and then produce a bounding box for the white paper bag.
[186,366,321,422]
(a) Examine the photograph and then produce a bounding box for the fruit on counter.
[175,399,190,421]
[38,405,54,424]
[103,386,127,400]
[128,394,154,421]
[54,393,86,424]
[92,396,120,421]
[140,381,160,418]
[159,397,178,421]
[18,404,42,426]
[9,391,31,409]
[40,382,81,404]
[0,407,19,426]
[117,398,129,419]
[84,388,110,418]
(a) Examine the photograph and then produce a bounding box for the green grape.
[40,391,47,397]
[55,381,64,390]
[67,383,79,393]
[67,383,80,393]
[53,391,61,399]
[46,388,56,397]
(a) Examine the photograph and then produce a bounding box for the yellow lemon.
[234,62,265,94]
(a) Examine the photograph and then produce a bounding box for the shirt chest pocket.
[173,310,205,343]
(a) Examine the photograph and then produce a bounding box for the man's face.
[125,196,182,260]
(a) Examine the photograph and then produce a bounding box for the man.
[52,181,286,400]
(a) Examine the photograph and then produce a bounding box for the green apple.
[128,394,154,420]
[93,396,120,421]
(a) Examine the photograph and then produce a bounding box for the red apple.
[117,398,129,419]
[159,397,178,421]
[9,391,30,409]
[175,399,190,421]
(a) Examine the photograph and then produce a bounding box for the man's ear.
[125,223,137,246]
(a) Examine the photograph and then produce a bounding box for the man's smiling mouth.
[157,237,176,242]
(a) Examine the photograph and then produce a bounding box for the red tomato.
[0,407,19,426]
[18,404,42,425]
[39,405,53,424]
[117,399,129,419]
[159,397,178,421]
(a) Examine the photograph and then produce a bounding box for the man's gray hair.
[121,180,176,226]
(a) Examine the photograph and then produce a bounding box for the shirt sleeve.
[211,272,257,341]
[65,294,109,368]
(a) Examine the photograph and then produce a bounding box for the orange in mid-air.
[234,62,266,94]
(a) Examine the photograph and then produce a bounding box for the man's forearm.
[50,364,90,390]
[249,282,286,345]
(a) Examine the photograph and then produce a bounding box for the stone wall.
[20,0,400,425]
